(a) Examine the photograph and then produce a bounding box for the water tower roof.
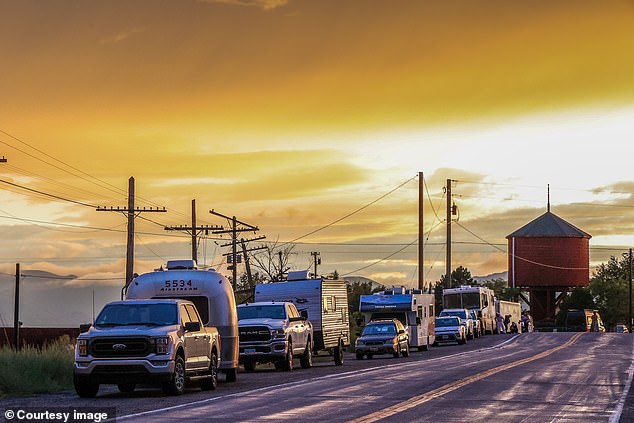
[506,211,591,239]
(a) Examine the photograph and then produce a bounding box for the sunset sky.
[1,0,634,325]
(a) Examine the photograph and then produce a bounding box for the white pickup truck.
[237,302,313,372]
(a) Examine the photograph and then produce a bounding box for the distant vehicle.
[496,300,522,333]
[443,286,497,334]
[255,271,350,366]
[359,287,435,351]
[439,308,475,340]
[469,309,482,338]
[615,324,629,333]
[434,316,467,345]
[74,299,220,397]
[237,302,313,372]
[565,309,605,332]
[355,319,409,359]
[126,259,239,382]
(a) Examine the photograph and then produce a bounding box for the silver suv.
[237,302,313,372]
[439,308,475,340]
[74,299,220,397]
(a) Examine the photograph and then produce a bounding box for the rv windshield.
[462,293,481,309]
[444,294,463,309]
[238,305,286,320]
[95,303,178,326]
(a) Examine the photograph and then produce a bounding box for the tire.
[356,352,364,360]
[117,383,135,393]
[393,345,401,358]
[162,355,186,396]
[367,354,373,359]
[225,368,237,382]
[243,360,257,372]
[300,340,313,369]
[280,341,293,371]
[402,343,410,358]
[459,334,466,345]
[200,352,218,391]
[74,376,99,398]
[334,340,344,366]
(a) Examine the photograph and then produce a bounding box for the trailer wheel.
[334,339,344,366]
[225,368,237,382]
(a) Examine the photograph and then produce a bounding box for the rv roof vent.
[385,287,406,295]
[287,270,310,281]
[166,259,198,270]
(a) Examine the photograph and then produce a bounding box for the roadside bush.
[0,335,75,397]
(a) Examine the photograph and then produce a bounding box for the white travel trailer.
[254,271,350,365]
[126,260,239,382]
[443,285,497,334]
[359,288,435,351]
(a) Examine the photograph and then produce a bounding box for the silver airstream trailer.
[126,259,239,382]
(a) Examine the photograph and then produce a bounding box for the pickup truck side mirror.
[184,321,201,332]
[79,323,92,333]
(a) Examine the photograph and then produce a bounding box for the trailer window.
[332,296,337,312]
[323,297,329,313]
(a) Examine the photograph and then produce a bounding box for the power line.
[0,178,97,208]
[282,175,417,246]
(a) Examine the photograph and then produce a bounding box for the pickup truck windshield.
[95,303,178,326]
[436,317,460,327]
[238,305,286,320]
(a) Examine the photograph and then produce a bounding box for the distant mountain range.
[473,271,508,284]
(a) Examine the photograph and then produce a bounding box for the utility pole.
[418,171,424,291]
[13,263,20,350]
[240,237,267,287]
[311,251,321,279]
[165,199,222,264]
[0,156,7,163]
[445,178,452,289]
[97,177,166,296]
[278,251,284,281]
[627,248,632,333]
[210,210,262,291]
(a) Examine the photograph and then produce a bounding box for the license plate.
[369,347,378,351]
[244,348,256,354]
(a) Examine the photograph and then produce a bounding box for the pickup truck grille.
[239,326,271,342]
[364,341,384,346]
[90,337,152,358]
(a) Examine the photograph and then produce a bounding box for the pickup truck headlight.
[271,329,285,339]
[356,339,364,346]
[77,339,88,357]
[154,337,170,355]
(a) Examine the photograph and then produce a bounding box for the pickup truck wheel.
[117,383,135,393]
[244,360,257,372]
[225,368,237,382]
[393,345,401,358]
[162,355,186,396]
[300,340,313,369]
[200,352,218,391]
[280,341,293,371]
[402,343,410,358]
[334,340,344,366]
[74,376,99,398]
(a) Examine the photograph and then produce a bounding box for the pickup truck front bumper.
[74,358,175,384]
[239,339,288,363]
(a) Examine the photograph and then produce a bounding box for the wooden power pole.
[97,177,166,295]
[418,171,424,291]
[445,178,453,289]
[13,263,20,350]
[165,199,222,263]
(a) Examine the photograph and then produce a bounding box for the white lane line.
[116,334,525,421]
[608,335,634,423]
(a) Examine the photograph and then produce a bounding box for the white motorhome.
[254,270,350,365]
[359,288,435,351]
[126,260,239,382]
[443,285,497,334]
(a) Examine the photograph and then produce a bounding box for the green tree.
[555,287,596,327]
[482,278,520,301]
[587,255,631,330]
[433,266,476,315]
[346,280,385,344]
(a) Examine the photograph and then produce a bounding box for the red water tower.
[506,208,591,327]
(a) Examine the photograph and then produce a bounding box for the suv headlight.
[272,329,285,339]
[154,337,170,355]
[77,339,88,357]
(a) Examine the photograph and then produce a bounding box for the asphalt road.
[3,332,633,422]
